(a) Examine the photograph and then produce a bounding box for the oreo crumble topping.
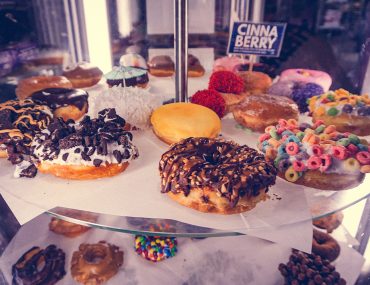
[32,108,138,171]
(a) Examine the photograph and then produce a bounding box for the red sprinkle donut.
[208,70,244,94]
[191,89,226,118]
[312,229,340,262]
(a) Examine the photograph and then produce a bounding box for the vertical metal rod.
[354,197,370,254]
[174,0,188,102]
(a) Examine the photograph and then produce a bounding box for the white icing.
[14,160,32,178]
[87,86,164,130]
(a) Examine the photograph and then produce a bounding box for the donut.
[63,62,103,88]
[32,108,139,179]
[258,119,370,190]
[280,69,332,92]
[49,209,98,237]
[269,81,324,113]
[312,229,340,262]
[0,99,52,177]
[190,89,226,118]
[71,241,123,285]
[12,245,66,285]
[308,89,370,136]
[232,94,299,132]
[134,235,177,262]
[119,53,148,69]
[212,56,247,72]
[87,86,162,130]
[208,70,247,112]
[105,66,149,88]
[31,88,88,121]
[279,249,346,284]
[237,71,272,94]
[159,137,277,214]
[24,49,66,66]
[313,211,343,233]
[148,55,175,77]
[188,54,205,77]
[151,103,221,145]
[16,76,72,100]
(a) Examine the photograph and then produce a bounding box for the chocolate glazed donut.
[312,229,340,262]
[159,137,277,214]
[12,245,66,285]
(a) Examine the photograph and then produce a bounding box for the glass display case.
[1,0,370,284]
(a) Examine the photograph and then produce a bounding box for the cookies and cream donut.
[71,241,123,285]
[88,86,163,130]
[308,89,370,136]
[280,69,332,92]
[148,55,175,77]
[258,119,370,190]
[232,94,299,132]
[0,99,52,177]
[63,62,103,88]
[31,88,88,121]
[12,245,66,285]
[208,70,247,112]
[151,103,221,145]
[16,76,72,100]
[32,108,139,179]
[159,137,277,214]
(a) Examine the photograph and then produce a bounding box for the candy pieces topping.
[308,89,370,117]
[208,71,244,94]
[134,235,177,262]
[191,89,226,118]
[291,82,324,113]
[258,119,370,179]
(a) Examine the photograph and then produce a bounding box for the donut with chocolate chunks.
[159,137,277,214]
[12,245,66,285]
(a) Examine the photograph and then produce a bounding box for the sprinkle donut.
[258,119,370,190]
[134,235,177,262]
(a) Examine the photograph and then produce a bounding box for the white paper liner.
[0,214,364,285]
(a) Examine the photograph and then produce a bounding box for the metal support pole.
[174,0,188,102]
[354,197,370,254]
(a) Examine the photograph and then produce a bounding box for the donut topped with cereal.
[258,119,370,190]
[308,89,370,136]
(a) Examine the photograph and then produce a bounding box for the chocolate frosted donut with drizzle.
[159,137,277,214]
[31,88,88,111]
[0,99,52,177]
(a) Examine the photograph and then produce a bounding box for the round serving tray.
[0,117,369,237]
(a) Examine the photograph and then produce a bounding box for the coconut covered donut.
[258,119,370,190]
[308,89,370,136]
[32,108,138,179]
[159,137,277,214]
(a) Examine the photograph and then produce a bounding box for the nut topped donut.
[0,99,52,177]
[32,108,139,179]
[159,137,277,214]
[258,119,370,190]
[308,89,370,136]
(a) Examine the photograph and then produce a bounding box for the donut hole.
[83,249,107,264]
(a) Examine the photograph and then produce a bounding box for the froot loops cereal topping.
[258,118,370,183]
[134,235,177,262]
[308,89,370,117]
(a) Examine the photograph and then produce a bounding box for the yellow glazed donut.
[151,103,221,145]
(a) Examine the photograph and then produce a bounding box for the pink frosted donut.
[280,69,332,92]
[213,56,247,72]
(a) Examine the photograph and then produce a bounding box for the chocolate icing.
[159,137,277,207]
[12,245,66,285]
[31,88,88,111]
[148,55,175,70]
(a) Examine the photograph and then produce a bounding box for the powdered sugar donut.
[280,69,332,92]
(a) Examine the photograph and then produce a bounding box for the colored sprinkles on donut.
[134,235,177,262]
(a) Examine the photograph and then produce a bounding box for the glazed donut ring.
[232,94,299,132]
[313,211,343,233]
[16,76,72,100]
[237,71,272,94]
[159,137,277,214]
[71,241,123,285]
[63,62,103,88]
[312,229,340,262]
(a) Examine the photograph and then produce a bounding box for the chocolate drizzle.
[31,88,88,111]
[159,137,277,207]
[12,245,66,285]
